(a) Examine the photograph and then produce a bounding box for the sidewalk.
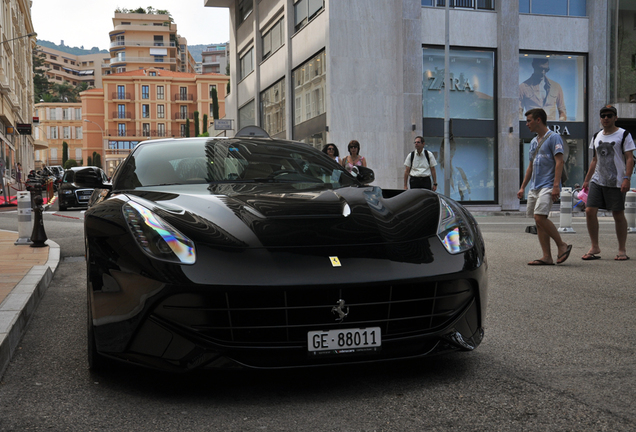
[0,229,60,378]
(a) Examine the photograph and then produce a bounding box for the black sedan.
[58,166,108,211]
[84,128,487,372]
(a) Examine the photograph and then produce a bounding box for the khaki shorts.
[526,188,553,217]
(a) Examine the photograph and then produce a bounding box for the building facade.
[0,0,37,193]
[33,102,83,167]
[108,11,195,75]
[204,0,635,211]
[36,45,109,89]
[81,68,230,176]
[201,43,229,74]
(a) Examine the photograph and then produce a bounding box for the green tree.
[93,152,102,168]
[53,83,77,102]
[64,159,78,169]
[211,87,220,120]
[33,50,51,103]
[185,118,190,137]
[62,142,69,165]
[202,114,208,135]
[194,111,200,136]
[87,156,92,166]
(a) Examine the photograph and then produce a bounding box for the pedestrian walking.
[404,136,437,191]
[581,105,635,261]
[517,108,572,265]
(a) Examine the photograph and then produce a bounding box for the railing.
[174,93,194,101]
[174,112,193,120]
[106,129,174,137]
[109,40,177,48]
[111,111,134,119]
[112,92,131,100]
[423,0,494,9]
[107,57,177,65]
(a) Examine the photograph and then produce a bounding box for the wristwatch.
[433,183,438,186]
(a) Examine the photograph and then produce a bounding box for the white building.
[204,0,633,211]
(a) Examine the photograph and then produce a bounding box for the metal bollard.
[30,195,48,248]
[626,190,636,234]
[14,191,33,245]
[558,187,575,233]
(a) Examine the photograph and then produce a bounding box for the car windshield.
[113,138,360,190]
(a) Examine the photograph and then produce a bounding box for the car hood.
[121,183,441,250]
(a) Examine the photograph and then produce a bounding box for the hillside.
[36,40,108,55]
[37,40,214,63]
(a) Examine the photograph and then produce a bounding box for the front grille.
[155,280,474,346]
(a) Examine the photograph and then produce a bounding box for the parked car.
[84,127,488,372]
[58,166,108,211]
[47,165,64,188]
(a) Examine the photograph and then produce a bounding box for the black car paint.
[85,138,487,372]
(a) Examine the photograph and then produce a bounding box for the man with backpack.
[581,105,635,261]
[404,136,437,191]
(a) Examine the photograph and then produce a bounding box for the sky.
[31,1,230,50]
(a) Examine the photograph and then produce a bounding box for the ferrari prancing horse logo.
[329,256,341,267]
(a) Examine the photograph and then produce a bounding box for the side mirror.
[352,166,375,184]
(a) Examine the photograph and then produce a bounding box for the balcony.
[112,92,131,100]
[174,112,193,120]
[108,57,177,66]
[110,40,177,49]
[174,93,194,102]
[111,111,134,120]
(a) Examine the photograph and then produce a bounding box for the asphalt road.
[0,208,634,431]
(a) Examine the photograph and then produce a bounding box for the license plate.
[308,327,381,356]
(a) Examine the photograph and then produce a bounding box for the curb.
[0,239,60,379]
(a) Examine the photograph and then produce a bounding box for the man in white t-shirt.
[582,105,635,261]
[403,136,437,191]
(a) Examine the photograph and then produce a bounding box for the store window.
[422,47,496,202]
[519,52,588,193]
[519,53,586,122]
[260,78,286,137]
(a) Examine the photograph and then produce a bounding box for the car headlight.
[123,201,196,264]
[437,196,474,254]
[62,190,73,195]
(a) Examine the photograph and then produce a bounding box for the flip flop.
[582,253,601,260]
[528,259,555,266]
[614,255,630,261]
[557,244,572,264]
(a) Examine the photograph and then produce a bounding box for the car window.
[63,170,75,183]
[114,139,357,190]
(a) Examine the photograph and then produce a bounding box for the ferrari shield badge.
[329,256,341,267]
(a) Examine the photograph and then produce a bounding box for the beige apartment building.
[0,0,37,195]
[33,103,84,167]
[36,45,109,90]
[201,43,229,74]
[108,11,195,75]
[81,68,229,175]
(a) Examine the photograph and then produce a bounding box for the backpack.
[592,129,635,173]
[410,150,431,168]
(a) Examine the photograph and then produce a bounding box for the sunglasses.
[348,146,359,149]
[600,113,615,119]
[327,147,335,150]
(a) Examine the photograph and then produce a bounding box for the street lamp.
[0,32,37,207]
[83,119,105,169]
